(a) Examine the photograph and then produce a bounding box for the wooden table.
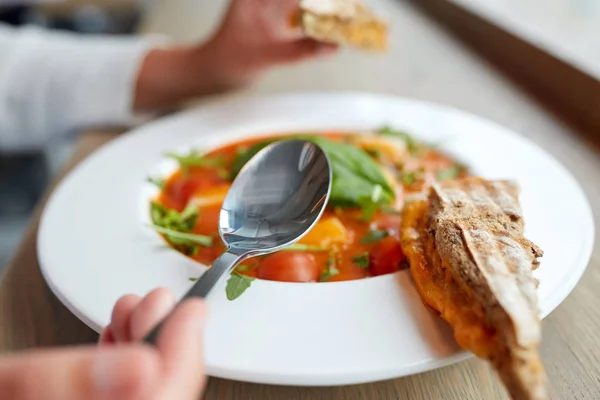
[2,1,600,398]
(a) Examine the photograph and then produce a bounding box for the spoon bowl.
[144,139,331,344]
[220,139,331,255]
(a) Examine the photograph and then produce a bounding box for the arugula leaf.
[150,225,213,247]
[436,165,462,181]
[226,273,255,300]
[359,229,389,244]
[377,126,420,153]
[353,253,370,268]
[166,150,226,168]
[147,176,165,190]
[150,202,198,232]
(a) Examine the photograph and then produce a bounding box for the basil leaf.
[360,229,389,244]
[226,273,255,300]
[147,176,165,189]
[436,165,462,181]
[353,253,370,268]
[166,150,225,168]
[358,184,384,221]
[377,126,420,153]
[302,136,395,206]
[150,225,213,247]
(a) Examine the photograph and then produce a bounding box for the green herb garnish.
[284,244,329,252]
[358,183,385,222]
[166,150,226,169]
[235,264,252,272]
[147,176,165,189]
[436,165,462,181]
[150,202,198,232]
[402,171,417,185]
[366,149,382,159]
[189,277,198,282]
[150,225,213,247]
[226,273,255,300]
[377,126,420,153]
[216,168,231,180]
[320,262,340,282]
[359,229,389,244]
[302,136,395,208]
[352,253,370,268]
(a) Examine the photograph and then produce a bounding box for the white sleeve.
[0,24,166,151]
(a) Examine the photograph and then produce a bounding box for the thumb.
[0,345,160,400]
[264,39,338,64]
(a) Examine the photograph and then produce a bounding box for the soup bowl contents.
[148,127,468,298]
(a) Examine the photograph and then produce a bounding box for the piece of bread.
[400,177,547,400]
[297,0,388,51]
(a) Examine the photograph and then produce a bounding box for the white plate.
[38,92,594,386]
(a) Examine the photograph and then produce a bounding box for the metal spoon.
[144,139,332,344]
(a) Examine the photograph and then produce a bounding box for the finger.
[110,294,142,343]
[129,288,176,341]
[266,39,338,64]
[0,346,160,400]
[155,299,207,399]
[98,325,115,345]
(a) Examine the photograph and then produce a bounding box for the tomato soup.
[149,129,466,288]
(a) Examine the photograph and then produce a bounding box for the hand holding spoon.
[144,139,332,344]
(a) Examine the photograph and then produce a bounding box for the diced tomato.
[257,252,320,282]
[369,236,405,276]
[193,204,221,236]
[167,177,211,208]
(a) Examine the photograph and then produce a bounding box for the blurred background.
[0,0,146,266]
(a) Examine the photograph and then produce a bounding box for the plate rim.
[37,91,595,386]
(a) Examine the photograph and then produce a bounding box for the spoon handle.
[143,250,242,345]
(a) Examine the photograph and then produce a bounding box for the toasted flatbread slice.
[400,177,547,400]
[297,0,388,51]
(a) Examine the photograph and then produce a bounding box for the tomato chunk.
[369,236,405,276]
[257,252,320,282]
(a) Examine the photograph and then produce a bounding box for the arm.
[0,0,335,152]
[0,24,160,151]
